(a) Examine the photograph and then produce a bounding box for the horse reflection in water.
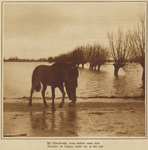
[28,62,71,111]
[29,108,78,137]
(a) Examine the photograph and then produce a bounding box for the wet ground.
[3,98,145,138]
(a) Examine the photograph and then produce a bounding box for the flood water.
[3,62,145,137]
[3,62,144,100]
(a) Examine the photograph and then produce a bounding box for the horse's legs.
[29,85,35,106]
[58,85,65,108]
[42,84,48,107]
[51,86,56,111]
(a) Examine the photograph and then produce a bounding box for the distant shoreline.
[3,59,115,63]
[4,60,48,62]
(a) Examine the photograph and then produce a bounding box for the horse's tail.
[32,66,41,92]
[35,83,41,92]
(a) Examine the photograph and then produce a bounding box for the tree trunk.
[140,60,145,81]
[82,63,84,69]
[76,64,80,68]
[89,63,92,69]
[97,64,101,71]
[113,64,121,76]
[142,67,145,81]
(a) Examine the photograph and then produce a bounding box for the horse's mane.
[52,62,66,68]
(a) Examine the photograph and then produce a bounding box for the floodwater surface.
[4,62,144,99]
[3,62,145,137]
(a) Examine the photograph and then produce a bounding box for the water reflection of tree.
[112,75,144,97]
[113,76,127,97]
[140,81,145,97]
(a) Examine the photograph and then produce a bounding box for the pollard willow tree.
[69,45,86,68]
[108,29,133,76]
[128,13,145,81]
[93,43,109,71]
[85,44,97,70]
[85,43,109,71]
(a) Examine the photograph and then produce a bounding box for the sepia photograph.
[1,0,147,149]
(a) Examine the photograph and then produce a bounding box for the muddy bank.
[3,98,145,137]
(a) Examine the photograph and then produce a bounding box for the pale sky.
[3,1,146,59]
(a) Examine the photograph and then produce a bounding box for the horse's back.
[32,64,62,86]
[32,65,51,82]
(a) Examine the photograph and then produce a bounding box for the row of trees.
[48,43,109,72]
[48,13,145,81]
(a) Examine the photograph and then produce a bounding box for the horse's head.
[52,62,73,81]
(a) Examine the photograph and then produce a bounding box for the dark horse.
[28,62,71,111]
